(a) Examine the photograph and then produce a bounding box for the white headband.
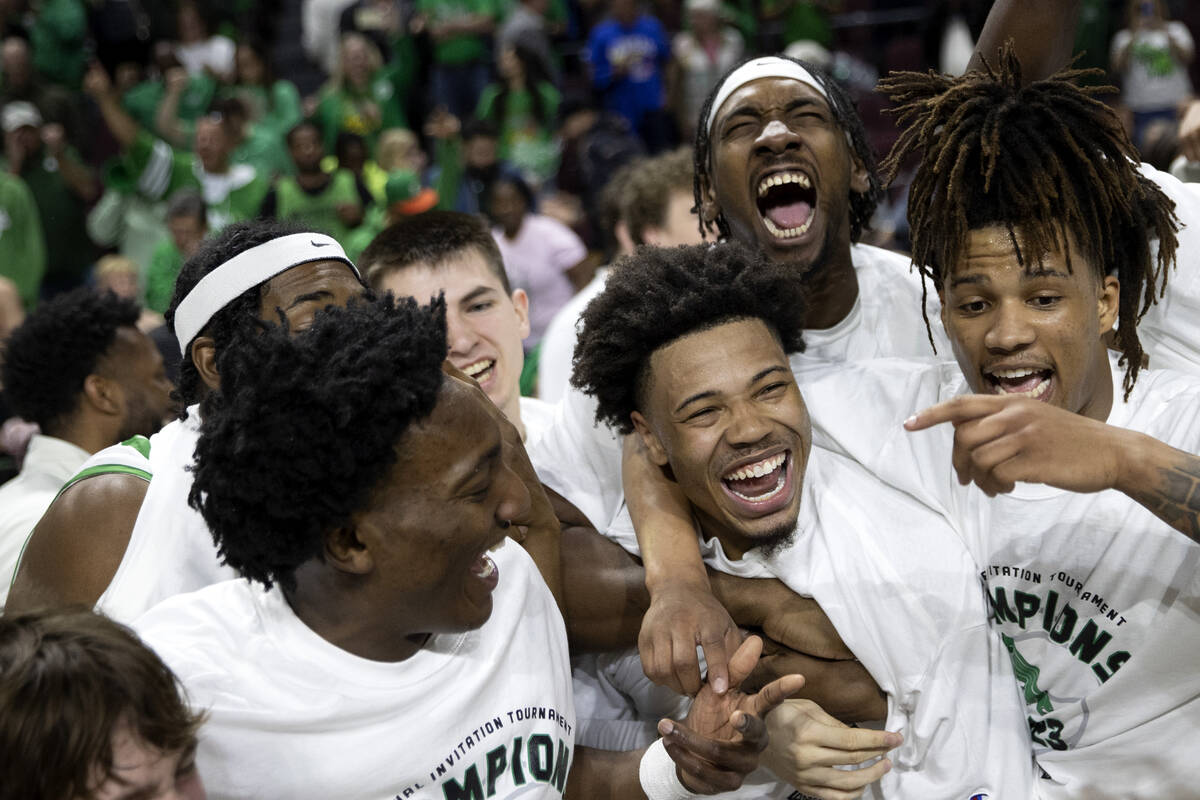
[705,56,829,136]
[173,232,360,355]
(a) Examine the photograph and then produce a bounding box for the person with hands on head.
[130,292,805,800]
[573,242,1033,799]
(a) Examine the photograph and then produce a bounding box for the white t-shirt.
[520,395,556,449]
[527,242,949,535]
[537,268,609,404]
[134,538,575,800]
[1110,22,1194,112]
[796,353,1200,799]
[1130,163,1200,377]
[60,410,237,623]
[606,448,1035,798]
[0,434,90,608]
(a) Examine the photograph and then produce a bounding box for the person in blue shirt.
[586,0,672,152]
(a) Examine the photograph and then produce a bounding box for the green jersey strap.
[55,435,154,499]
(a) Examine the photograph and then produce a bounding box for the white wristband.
[639,737,699,800]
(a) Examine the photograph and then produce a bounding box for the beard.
[753,521,798,559]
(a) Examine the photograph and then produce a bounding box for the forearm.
[95,93,140,150]
[154,91,188,147]
[55,152,97,203]
[562,525,649,651]
[708,571,851,661]
[968,0,1082,82]
[623,436,710,594]
[1116,430,1200,543]
[566,746,647,799]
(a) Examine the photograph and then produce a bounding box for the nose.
[755,118,799,155]
[445,311,477,358]
[724,400,772,448]
[984,298,1036,352]
[496,456,532,527]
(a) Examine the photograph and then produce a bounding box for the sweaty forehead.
[712,77,830,130]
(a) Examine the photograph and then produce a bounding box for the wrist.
[1112,428,1160,496]
[645,562,710,597]
[638,738,699,800]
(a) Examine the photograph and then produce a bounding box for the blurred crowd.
[0,0,1197,471]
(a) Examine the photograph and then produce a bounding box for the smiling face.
[377,249,529,427]
[258,259,367,332]
[701,77,867,270]
[940,225,1120,421]
[632,318,810,558]
[351,377,531,636]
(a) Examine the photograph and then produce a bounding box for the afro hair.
[188,293,447,591]
[571,242,807,434]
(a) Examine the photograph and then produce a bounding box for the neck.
[46,415,115,455]
[296,168,328,187]
[694,509,752,561]
[508,399,527,442]
[287,569,427,663]
[1076,346,1116,423]
[797,245,859,329]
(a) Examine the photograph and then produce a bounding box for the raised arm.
[967,0,1082,82]
[83,62,141,151]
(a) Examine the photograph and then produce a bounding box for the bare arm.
[967,0,1082,82]
[83,62,141,151]
[7,475,145,612]
[153,68,191,148]
[1117,433,1200,544]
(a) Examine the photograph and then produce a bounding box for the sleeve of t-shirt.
[1167,21,1194,59]
[1110,29,1131,63]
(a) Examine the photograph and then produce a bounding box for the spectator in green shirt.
[0,170,45,310]
[413,0,499,119]
[83,62,271,233]
[259,120,365,246]
[475,41,561,185]
[221,36,303,142]
[314,32,410,156]
[145,190,208,315]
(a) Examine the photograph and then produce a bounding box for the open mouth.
[461,358,496,386]
[468,539,506,592]
[720,450,793,515]
[756,171,816,240]
[985,366,1054,401]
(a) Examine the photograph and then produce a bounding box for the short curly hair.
[571,242,808,434]
[0,289,140,434]
[694,55,880,244]
[164,219,368,417]
[0,608,204,800]
[189,293,448,592]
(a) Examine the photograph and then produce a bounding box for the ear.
[324,521,374,576]
[1098,275,1120,335]
[190,336,221,391]
[510,288,531,340]
[847,150,870,195]
[698,171,720,228]
[630,410,669,467]
[82,373,123,417]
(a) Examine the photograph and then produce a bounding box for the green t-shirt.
[220,80,303,135]
[145,238,184,315]
[124,130,271,231]
[315,69,410,155]
[0,172,46,309]
[418,0,499,65]
[475,82,560,182]
[273,169,362,244]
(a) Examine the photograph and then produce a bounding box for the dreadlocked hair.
[571,241,807,434]
[879,45,1179,396]
[188,293,448,592]
[164,219,368,419]
[692,55,881,244]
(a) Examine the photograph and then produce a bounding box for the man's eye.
[468,301,494,313]
[1031,295,1062,307]
[685,408,717,422]
[958,300,988,314]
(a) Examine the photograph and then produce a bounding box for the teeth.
[763,214,813,239]
[462,359,494,377]
[989,368,1039,379]
[477,556,496,578]
[992,375,1052,399]
[757,171,811,197]
[724,453,786,482]
[730,470,787,502]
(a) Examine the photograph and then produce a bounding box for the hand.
[665,635,807,794]
[761,699,901,800]
[639,578,742,697]
[904,394,1128,497]
[82,61,113,99]
[423,108,461,140]
[1179,99,1200,162]
[164,66,188,95]
[40,123,65,157]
